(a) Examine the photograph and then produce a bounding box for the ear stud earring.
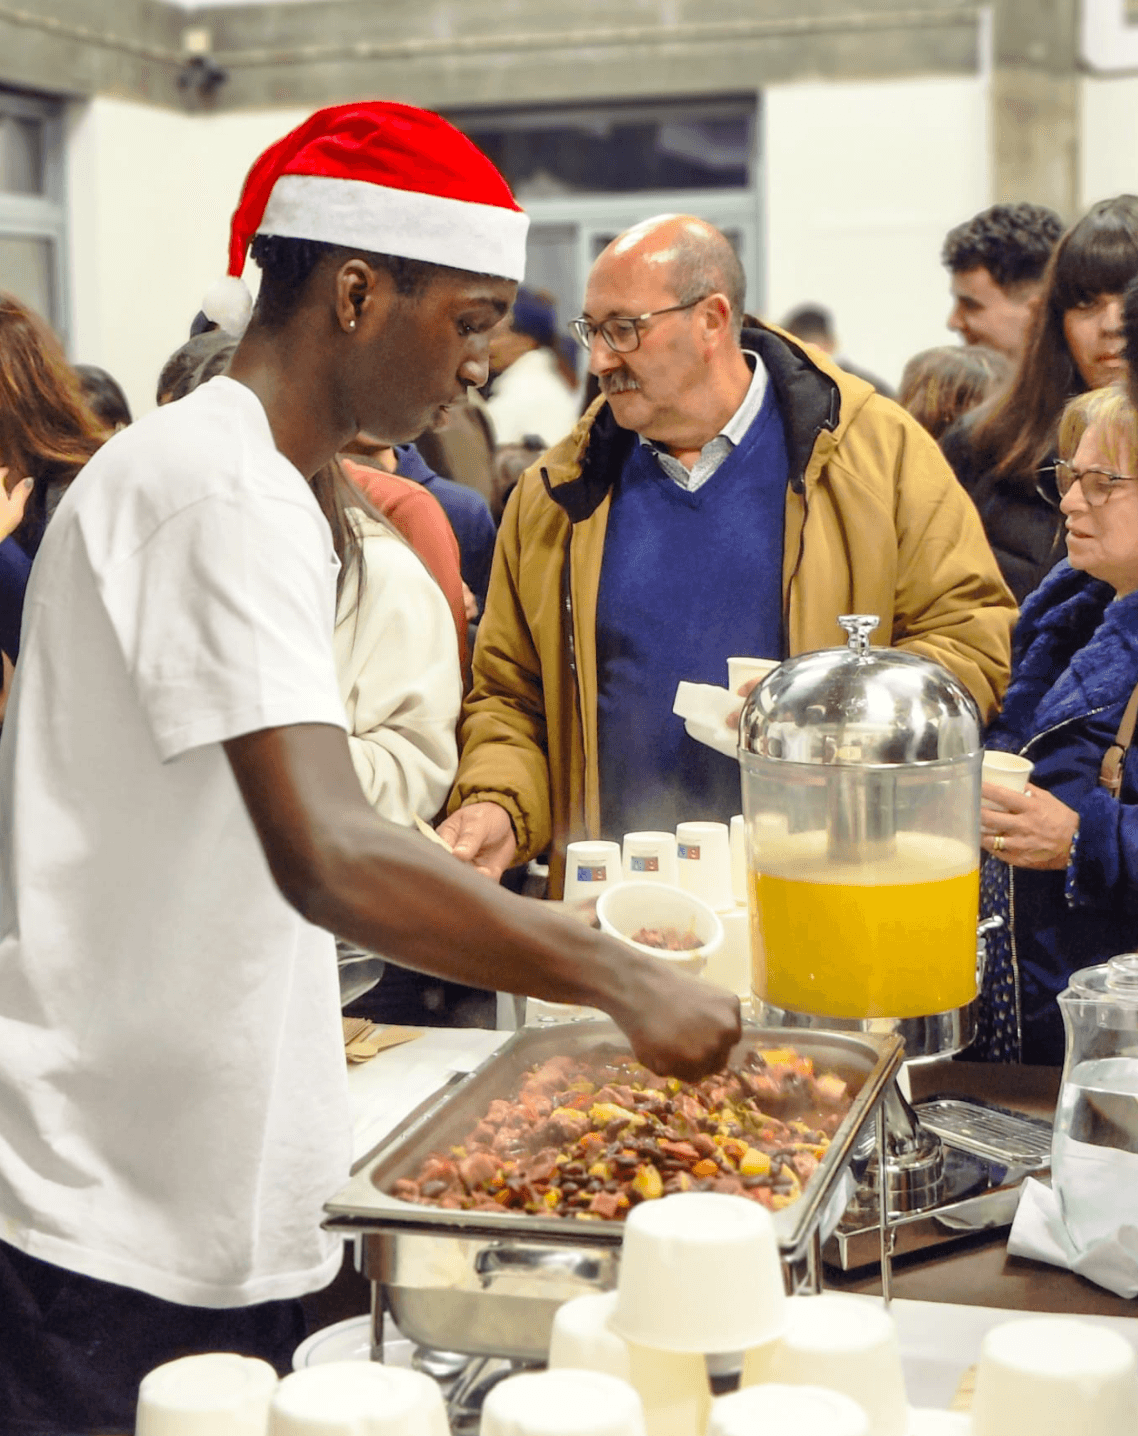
[348,319,357,331]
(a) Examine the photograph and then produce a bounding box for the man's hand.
[615,963,741,1080]
[0,470,33,543]
[461,581,479,622]
[436,800,517,879]
[980,781,1079,870]
[726,676,761,730]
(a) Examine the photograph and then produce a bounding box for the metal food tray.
[328,1021,900,1255]
[326,1022,900,1359]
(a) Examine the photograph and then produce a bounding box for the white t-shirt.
[0,377,353,1308]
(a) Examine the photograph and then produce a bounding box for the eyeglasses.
[569,298,709,354]
[1045,459,1138,506]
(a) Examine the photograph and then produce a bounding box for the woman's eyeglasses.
[1039,459,1138,507]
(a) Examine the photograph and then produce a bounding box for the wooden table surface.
[825,1060,1137,1318]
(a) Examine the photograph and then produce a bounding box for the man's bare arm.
[224,723,740,1079]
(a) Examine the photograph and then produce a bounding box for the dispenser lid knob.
[838,614,880,655]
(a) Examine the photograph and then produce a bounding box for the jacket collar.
[540,323,844,524]
[991,562,1138,746]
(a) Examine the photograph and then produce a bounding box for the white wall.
[65,96,309,418]
[64,76,992,414]
[763,75,990,391]
[1080,75,1138,208]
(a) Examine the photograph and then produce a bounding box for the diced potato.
[740,1147,771,1177]
[588,1160,612,1180]
[631,1164,664,1200]
[692,1158,719,1179]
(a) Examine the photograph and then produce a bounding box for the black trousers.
[0,1241,306,1435]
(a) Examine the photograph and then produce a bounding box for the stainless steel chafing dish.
[325,1021,902,1362]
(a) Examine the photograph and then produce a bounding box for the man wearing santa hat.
[0,103,739,1431]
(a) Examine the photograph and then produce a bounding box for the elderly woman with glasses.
[975,383,1138,1064]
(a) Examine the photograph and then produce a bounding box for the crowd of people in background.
[2,190,1138,1057]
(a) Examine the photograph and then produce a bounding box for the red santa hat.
[202,101,529,336]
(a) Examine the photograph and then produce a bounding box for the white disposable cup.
[971,1316,1138,1436]
[981,750,1034,793]
[702,907,751,999]
[675,821,734,912]
[481,1368,646,1436]
[708,1384,869,1436]
[611,1192,786,1354]
[596,880,723,976]
[727,656,779,694]
[564,840,623,902]
[549,1292,710,1436]
[752,1293,909,1436]
[268,1363,448,1436]
[622,831,679,885]
[729,814,747,904]
[136,1353,278,1436]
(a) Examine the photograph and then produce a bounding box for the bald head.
[599,215,746,337]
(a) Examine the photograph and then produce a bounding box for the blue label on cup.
[630,855,659,872]
[577,865,607,882]
[677,844,701,860]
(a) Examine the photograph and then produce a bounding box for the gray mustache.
[602,374,640,393]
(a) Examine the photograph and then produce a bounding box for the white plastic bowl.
[596,881,724,975]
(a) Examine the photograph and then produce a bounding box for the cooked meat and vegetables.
[628,925,703,950]
[391,1046,853,1221]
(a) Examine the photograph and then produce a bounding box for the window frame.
[0,89,69,342]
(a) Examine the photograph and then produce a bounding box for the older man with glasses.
[440,214,1016,894]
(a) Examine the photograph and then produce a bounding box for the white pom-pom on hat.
[201,276,253,337]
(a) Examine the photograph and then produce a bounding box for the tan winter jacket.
[451,324,1016,896]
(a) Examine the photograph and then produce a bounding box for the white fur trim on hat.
[258,174,528,282]
[202,276,253,337]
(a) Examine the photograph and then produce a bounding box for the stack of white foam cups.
[535,1191,785,1436]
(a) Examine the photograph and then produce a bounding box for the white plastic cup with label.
[564,840,623,902]
[676,821,734,912]
[622,830,679,886]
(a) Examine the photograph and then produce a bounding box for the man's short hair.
[667,226,746,337]
[248,234,499,332]
[780,304,835,346]
[941,203,1064,290]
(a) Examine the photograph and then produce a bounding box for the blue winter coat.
[985,561,1138,1063]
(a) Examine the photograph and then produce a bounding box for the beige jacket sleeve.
[449,481,556,862]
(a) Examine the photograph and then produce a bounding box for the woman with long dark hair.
[941,195,1138,602]
[0,293,108,660]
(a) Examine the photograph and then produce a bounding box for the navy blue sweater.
[595,386,788,840]
[986,561,1138,1062]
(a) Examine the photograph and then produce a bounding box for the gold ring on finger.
[993,835,1005,853]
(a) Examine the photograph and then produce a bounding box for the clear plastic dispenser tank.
[738,615,983,1029]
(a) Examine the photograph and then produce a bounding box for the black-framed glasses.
[1044,458,1138,507]
[569,298,709,354]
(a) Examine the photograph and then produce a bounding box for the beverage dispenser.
[739,615,983,1057]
